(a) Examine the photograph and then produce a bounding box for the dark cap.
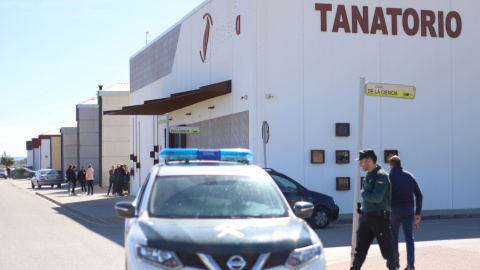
[355,149,377,161]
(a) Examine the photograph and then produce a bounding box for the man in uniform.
[351,149,398,270]
[389,155,423,270]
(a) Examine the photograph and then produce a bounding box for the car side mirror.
[293,201,314,219]
[115,202,137,218]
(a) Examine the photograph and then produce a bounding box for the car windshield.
[148,175,288,218]
[40,169,58,175]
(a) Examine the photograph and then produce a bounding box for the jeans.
[107,179,115,195]
[391,205,415,267]
[80,180,86,192]
[68,180,76,194]
[87,180,94,195]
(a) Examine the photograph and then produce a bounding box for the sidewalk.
[333,208,480,224]
[7,178,134,226]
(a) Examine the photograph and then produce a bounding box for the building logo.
[200,13,213,63]
[315,4,462,38]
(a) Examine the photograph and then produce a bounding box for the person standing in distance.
[86,164,94,195]
[78,165,87,195]
[351,149,398,270]
[66,164,76,196]
[389,156,423,270]
[115,164,126,196]
[107,165,116,196]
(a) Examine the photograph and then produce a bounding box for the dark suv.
[265,168,339,229]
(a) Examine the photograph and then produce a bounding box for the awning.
[104,80,231,116]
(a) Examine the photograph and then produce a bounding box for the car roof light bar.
[159,148,253,163]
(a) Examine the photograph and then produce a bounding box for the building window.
[384,150,398,163]
[336,177,350,191]
[311,150,325,164]
[336,150,350,164]
[336,123,350,137]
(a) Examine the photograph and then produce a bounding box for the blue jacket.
[361,164,392,212]
[389,166,423,215]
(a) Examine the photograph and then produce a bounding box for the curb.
[333,213,480,225]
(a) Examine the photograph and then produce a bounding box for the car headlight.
[285,243,322,269]
[136,245,183,269]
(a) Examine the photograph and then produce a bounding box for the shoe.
[68,193,72,196]
[73,193,77,196]
[404,265,415,270]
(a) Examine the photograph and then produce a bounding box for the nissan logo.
[227,255,246,270]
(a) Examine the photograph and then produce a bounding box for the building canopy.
[103,80,231,116]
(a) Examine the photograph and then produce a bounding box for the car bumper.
[127,253,326,270]
[330,205,340,221]
[36,180,62,185]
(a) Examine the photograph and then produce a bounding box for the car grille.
[176,250,289,269]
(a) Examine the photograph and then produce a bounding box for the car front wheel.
[308,207,330,229]
[31,182,34,188]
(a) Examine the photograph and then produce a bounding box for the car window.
[148,175,288,218]
[135,172,151,214]
[270,174,298,193]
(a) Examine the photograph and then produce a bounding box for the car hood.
[138,217,316,254]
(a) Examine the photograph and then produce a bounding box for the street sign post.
[351,79,416,267]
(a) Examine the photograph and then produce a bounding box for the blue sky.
[0,0,205,157]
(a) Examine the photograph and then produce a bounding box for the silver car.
[31,169,62,189]
[115,148,326,270]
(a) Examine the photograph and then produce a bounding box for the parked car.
[31,169,62,189]
[0,169,6,179]
[115,148,326,269]
[264,168,340,229]
[11,168,36,179]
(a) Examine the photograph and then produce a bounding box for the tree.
[1,152,15,167]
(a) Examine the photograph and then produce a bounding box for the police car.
[115,148,325,270]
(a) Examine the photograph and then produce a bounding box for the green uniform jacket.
[361,164,392,212]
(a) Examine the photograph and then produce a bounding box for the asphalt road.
[2,177,479,270]
[0,179,125,270]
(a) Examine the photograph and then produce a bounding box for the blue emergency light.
[159,148,253,163]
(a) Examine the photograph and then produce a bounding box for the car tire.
[31,182,34,188]
[51,185,54,188]
[308,207,330,229]
[38,185,41,189]
[57,184,61,188]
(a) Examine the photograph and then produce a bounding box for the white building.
[106,0,480,213]
[98,83,130,187]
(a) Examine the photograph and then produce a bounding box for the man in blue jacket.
[389,156,423,270]
[351,149,398,270]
